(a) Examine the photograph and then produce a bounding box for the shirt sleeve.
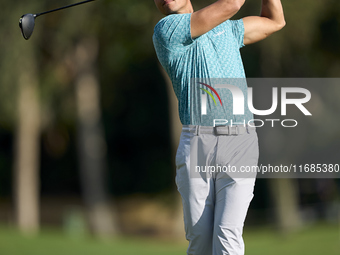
[230,19,245,48]
[153,14,193,52]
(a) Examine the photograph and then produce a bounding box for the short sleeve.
[153,14,193,52]
[230,19,245,48]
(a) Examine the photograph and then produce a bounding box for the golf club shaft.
[35,0,95,17]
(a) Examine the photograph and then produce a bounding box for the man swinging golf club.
[153,0,285,254]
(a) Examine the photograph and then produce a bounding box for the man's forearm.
[261,0,285,26]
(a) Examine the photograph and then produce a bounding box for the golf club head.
[19,14,36,40]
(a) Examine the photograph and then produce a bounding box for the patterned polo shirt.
[153,13,253,126]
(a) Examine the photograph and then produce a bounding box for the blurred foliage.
[0,0,339,209]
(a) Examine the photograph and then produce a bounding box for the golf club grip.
[36,0,96,17]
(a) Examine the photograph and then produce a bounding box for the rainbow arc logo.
[198,82,223,115]
[198,82,223,107]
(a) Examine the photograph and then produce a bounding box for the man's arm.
[243,0,285,45]
[191,0,246,38]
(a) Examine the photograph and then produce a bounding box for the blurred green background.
[0,0,339,254]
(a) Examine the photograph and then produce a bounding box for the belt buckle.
[215,125,231,136]
[215,125,242,136]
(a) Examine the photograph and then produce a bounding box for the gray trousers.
[175,125,259,255]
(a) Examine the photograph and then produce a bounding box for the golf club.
[19,0,96,40]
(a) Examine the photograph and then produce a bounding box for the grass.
[0,223,338,255]
[244,223,339,255]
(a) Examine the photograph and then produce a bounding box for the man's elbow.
[274,18,286,32]
[234,0,246,11]
[263,19,286,38]
[221,0,245,15]
[278,18,286,29]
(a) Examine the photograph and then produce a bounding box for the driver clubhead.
[19,14,36,40]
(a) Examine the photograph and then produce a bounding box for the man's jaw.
[163,0,175,6]
[162,0,178,15]
[161,0,193,15]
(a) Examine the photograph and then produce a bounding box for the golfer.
[153,1,285,254]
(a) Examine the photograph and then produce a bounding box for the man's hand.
[191,0,245,38]
[243,0,285,45]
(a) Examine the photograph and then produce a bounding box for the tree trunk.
[269,178,301,234]
[74,38,117,238]
[13,46,41,234]
[259,45,302,234]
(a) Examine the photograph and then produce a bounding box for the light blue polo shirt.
[153,13,253,126]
